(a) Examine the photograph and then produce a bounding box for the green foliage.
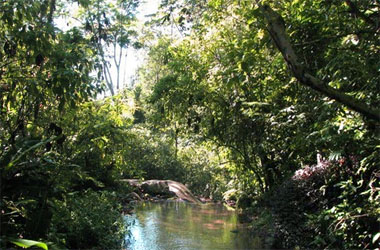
[1,0,379,249]
[48,190,126,249]
[120,126,185,180]
[177,142,231,199]
[0,91,137,248]
[0,1,139,243]
[140,0,379,248]
[10,238,48,250]
[71,0,140,94]
[309,153,379,249]
[61,94,137,183]
[268,152,379,249]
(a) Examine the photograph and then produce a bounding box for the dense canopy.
[1,0,379,249]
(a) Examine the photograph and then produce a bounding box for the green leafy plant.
[48,190,126,250]
[10,238,48,250]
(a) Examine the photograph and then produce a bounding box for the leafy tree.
[70,0,140,94]
[258,1,380,121]
[0,1,124,247]
[140,0,379,248]
[1,0,379,248]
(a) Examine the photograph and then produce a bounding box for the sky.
[120,0,161,90]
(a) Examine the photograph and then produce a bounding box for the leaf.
[94,122,105,128]
[373,232,380,244]
[328,151,342,161]
[243,101,269,106]
[6,136,61,170]
[10,238,48,250]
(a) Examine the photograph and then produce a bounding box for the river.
[124,201,263,250]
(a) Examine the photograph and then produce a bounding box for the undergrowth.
[261,152,379,249]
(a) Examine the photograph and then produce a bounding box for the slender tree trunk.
[174,122,178,160]
[113,39,124,92]
[103,61,115,95]
[242,141,265,193]
[244,157,265,194]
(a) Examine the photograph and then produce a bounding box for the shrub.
[269,153,379,249]
[48,190,126,249]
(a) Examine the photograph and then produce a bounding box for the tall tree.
[73,0,139,95]
[144,0,380,191]
[161,0,380,121]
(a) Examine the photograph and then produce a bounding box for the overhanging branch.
[260,5,380,121]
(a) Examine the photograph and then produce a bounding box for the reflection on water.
[125,201,262,250]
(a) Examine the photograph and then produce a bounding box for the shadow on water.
[125,201,263,250]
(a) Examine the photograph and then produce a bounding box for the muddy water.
[125,201,263,250]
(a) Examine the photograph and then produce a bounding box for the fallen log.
[121,179,200,204]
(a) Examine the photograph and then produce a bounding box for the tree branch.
[48,0,56,24]
[260,4,380,121]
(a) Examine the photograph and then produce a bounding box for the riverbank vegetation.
[1,0,379,249]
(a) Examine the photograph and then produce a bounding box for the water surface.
[125,201,262,250]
